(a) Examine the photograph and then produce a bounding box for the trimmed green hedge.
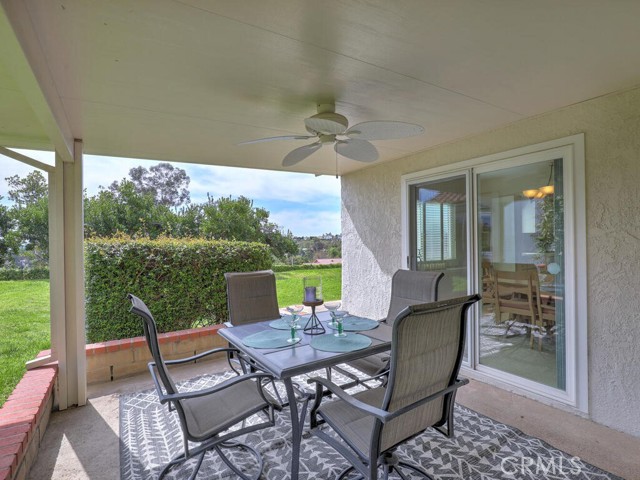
[0,267,50,281]
[272,263,342,272]
[85,237,272,342]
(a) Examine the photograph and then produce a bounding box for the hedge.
[85,237,272,342]
[272,263,342,272]
[0,267,50,281]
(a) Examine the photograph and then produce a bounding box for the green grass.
[0,280,51,406]
[275,267,342,307]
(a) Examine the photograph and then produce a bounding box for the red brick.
[0,423,31,439]
[0,454,17,473]
[131,337,146,348]
[0,434,27,451]
[105,340,121,352]
[0,413,35,427]
[0,443,21,459]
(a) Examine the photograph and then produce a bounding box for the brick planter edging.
[0,365,57,480]
[85,324,227,384]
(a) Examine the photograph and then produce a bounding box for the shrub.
[272,263,342,273]
[0,267,49,281]
[85,237,272,342]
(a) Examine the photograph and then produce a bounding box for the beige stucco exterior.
[341,85,640,437]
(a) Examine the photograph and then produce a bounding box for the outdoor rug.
[120,370,622,479]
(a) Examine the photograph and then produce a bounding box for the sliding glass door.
[405,140,581,405]
[409,174,469,300]
[476,159,565,390]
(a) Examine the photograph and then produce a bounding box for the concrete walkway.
[28,355,640,479]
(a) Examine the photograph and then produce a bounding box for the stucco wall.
[341,86,640,437]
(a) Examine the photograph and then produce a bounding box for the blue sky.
[0,150,341,237]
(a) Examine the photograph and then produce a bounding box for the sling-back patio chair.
[224,270,281,375]
[306,294,479,480]
[128,294,276,480]
[336,269,443,388]
[224,269,301,405]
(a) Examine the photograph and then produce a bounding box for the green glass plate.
[269,316,307,330]
[326,316,379,332]
[242,330,301,349]
[310,333,372,353]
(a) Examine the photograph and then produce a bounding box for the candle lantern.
[302,276,324,334]
[303,276,323,302]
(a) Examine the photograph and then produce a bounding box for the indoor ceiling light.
[522,163,554,199]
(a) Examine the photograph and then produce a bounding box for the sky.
[0,150,341,237]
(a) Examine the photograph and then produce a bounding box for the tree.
[327,245,341,258]
[5,171,49,265]
[5,171,48,206]
[85,180,177,238]
[0,197,18,266]
[200,195,298,260]
[126,162,190,208]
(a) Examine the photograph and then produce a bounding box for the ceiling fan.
[239,104,424,167]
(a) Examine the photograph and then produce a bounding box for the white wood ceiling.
[2,0,640,175]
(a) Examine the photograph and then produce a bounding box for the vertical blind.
[416,189,456,262]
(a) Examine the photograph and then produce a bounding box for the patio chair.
[306,294,479,480]
[224,270,281,327]
[224,269,297,404]
[128,294,276,480]
[337,270,443,386]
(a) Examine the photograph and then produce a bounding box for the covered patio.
[27,358,640,479]
[1,1,640,479]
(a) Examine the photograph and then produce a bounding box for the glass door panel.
[477,159,565,389]
[409,175,468,300]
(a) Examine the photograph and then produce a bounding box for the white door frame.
[401,134,587,413]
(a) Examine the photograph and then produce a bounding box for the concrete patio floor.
[28,354,640,480]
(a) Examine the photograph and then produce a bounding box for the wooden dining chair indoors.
[494,269,545,350]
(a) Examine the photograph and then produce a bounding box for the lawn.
[0,269,340,406]
[0,280,51,407]
[275,267,342,307]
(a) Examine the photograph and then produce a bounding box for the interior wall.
[341,85,640,437]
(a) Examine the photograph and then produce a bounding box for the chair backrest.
[224,270,281,326]
[127,294,178,395]
[379,294,479,452]
[384,270,444,325]
[494,269,537,322]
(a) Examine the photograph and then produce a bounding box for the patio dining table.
[218,311,393,480]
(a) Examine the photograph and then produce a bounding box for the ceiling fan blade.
[282,142,323,167]
[334,139,379,162]
[238,135,315,145]
[345,121,424,141]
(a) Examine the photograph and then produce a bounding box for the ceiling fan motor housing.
[305,112,349,135]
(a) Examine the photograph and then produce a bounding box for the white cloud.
[1,153,341,236]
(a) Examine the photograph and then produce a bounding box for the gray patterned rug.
[120,370,621,479]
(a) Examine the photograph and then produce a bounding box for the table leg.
[284,378,302,480]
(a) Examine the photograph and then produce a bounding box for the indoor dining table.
[218,310,393,480]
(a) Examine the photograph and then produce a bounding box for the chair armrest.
[307,376,390,422]
[307,377,470,424]
[149,364,274,404]
[384,378,469,421]
[162,347,240,365]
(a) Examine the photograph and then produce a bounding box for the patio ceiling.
[2,1,640,175]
